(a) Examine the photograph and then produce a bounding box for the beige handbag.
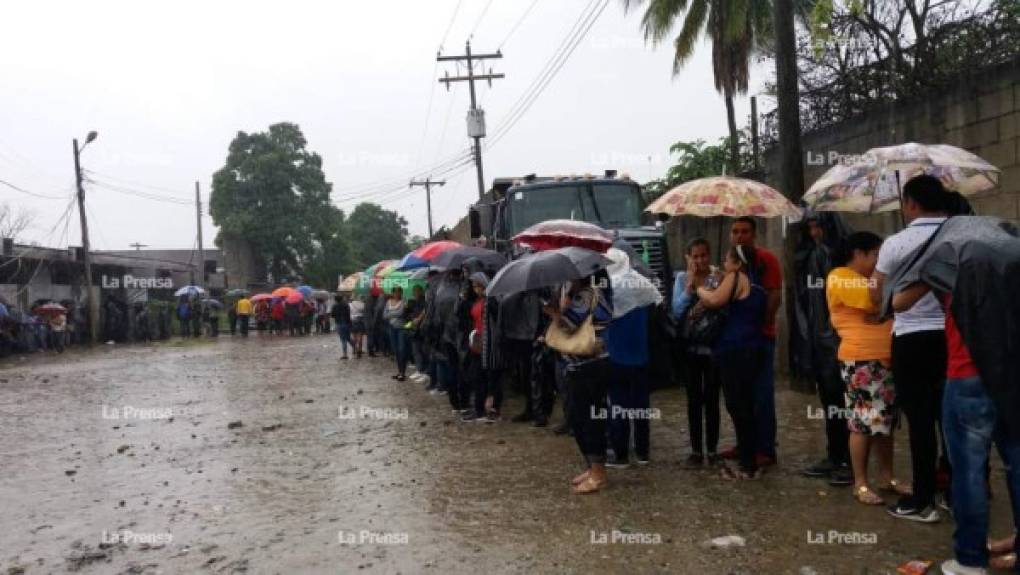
[544,291,603,356]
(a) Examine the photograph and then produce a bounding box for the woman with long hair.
[673,238,724,467]
[697,245,767,480]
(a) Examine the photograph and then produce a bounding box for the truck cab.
[469,171,672,299]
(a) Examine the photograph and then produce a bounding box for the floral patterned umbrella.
[803,143,1001,213]
[512,219,615,252]
[646,176,802,219]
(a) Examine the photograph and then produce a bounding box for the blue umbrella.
[396,252,429,271]
[174,285,206,297]
[297,285,314,297]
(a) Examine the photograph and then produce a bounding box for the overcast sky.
[1,0,770,250]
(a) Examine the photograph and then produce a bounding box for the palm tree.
[624,0,773,173]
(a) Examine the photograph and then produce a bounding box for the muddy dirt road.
[0,335,1012,574]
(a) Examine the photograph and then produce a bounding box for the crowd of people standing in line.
[326,174,1017,574]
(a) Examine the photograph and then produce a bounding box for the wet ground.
[0,334,1014,575]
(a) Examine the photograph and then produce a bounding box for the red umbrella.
[250,293,273,303]
[512,219,614,252]
[272,286,295,298]
[33,302,67,316]
[285,291,304,304]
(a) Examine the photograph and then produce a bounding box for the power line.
[469,0,497,39]
[86,177,194,206]
[83,169,193,199]
[0,177,67,200]
[498,0,541,50]
[486,0,609,150]
[439,0,464,51]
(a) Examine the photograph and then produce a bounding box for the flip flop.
[990,553,1016,570]
[571,470,591,486]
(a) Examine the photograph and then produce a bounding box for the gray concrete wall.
[661,58,1020,382]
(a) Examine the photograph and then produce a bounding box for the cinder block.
[963,118,999,146]
[946,101,980,130]
[998,165,1020,196]
[973,193,1018,221]
[1000,112,1020,142]
[978,91,1006,121]
[944,127,966,146]
[979,140,1017,169]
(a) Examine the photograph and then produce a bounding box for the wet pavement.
[0,334,1013,574]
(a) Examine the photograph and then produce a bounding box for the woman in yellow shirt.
[827,232,908,506]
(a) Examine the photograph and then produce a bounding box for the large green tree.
[344,203,410,272]
[210,122,341,283]
[625,0,773,173]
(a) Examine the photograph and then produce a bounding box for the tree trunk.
[725,91,740,174]
[773,0,807,389]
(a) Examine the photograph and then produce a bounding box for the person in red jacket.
[270,299,285,335]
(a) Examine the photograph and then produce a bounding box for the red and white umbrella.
[512,219,614,252]
[33,302,67,315]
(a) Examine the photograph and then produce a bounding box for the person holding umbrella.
[538,267,614,494]
[383,286,408,380]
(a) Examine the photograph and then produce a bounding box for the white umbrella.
[803,143,1001,213]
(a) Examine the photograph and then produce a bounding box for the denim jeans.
[753,339,777,458]
[943,375,1020,568]
[337,324,352,356]
[387,326,409,375]
[608,363,650,461]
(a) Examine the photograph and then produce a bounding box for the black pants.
[239,315,250,336]
[812,343,849,466]
[718,346,766,474]
[228,312,236,335]
[686,350,721,456]
[608,363,650,461]
[505,340,533,413]
[444,343,468,410]
[531,345,557,419]
[892,330,947,507]
[567,358,610,466]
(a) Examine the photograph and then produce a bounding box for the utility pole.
[73,135,99,345]
[438,41,504,201]
[195,181,204,288]
[129,242,147,251]
[409,177,445,238]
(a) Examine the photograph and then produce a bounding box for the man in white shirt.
[871,174,949,524]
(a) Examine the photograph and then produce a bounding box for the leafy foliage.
[344,203,409,272]
[624,0,773,171]
[643,137,756,201]
[209,122,409,286]
[760,0,1020,147]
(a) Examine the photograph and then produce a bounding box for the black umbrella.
[200,298,224,310]
[486,247,611,298]
[430,246,505,271]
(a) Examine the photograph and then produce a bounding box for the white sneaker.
[941,559,988,575]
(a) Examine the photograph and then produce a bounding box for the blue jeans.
[943,375,1020,568]
[387,326,409,375]
[337,324,351,356]
[753,339,777,458]
[608,363,650,461]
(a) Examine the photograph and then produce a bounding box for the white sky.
[1,0,769,249]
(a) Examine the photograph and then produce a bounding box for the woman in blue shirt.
[697,244,767,480]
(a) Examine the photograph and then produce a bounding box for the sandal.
[877,479,913,496]
[571,470,591,486]
[719,464,738,481]
[853,485,885,505]
[571,476,607,494]
[990,553,1016,571]
[988,536,1016,555]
